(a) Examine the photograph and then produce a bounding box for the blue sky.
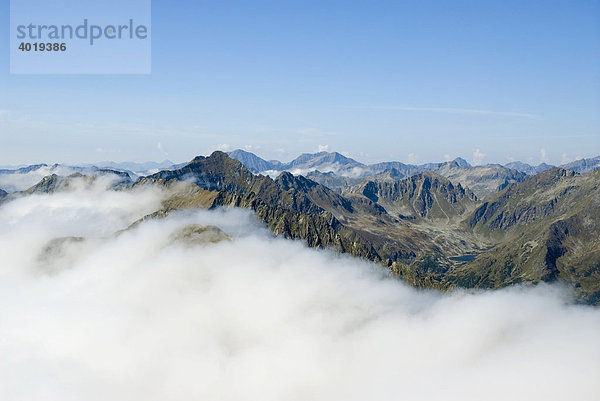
[0,0,599,165]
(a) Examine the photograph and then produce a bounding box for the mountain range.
[1,150,599,304]
[228,149,600,199]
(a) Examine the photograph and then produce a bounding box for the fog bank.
[0,184,598,401]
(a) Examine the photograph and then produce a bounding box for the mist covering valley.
[1,151,600,400]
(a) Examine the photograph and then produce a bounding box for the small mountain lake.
[450,254,477,262]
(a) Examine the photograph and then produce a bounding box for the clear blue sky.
[1,0,599,166]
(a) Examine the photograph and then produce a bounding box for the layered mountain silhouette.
[227,149,584,199]
[227,149,599,188]
[136,151,600,302]
[4,150,600,303]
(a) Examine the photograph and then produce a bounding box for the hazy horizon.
[1,1,599,165]
[1,146,597,170]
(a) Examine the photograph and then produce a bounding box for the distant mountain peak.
[560,156,600,174]
[452,157,471,168]
[504,161,554,175]
[228,149,279,173]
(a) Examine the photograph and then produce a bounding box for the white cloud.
[209,144,231,153]
[318,144,329,152]
[443,154,452,162]
[243,144,261,152]
[0,185,598,400]
[157,142,169,156]
[473,148,486,165]
[407,153,418,164]
[540,148,548,163]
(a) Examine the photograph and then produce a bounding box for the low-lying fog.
[0,177,598,400]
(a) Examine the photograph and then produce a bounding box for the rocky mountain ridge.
[227,149,600,199]
[4,151,599,303]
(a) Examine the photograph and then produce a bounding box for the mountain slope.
[451,168,600,303]
[344,171,479,221]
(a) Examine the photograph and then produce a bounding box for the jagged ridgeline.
[130,151,600,304]
[6,151,599,304]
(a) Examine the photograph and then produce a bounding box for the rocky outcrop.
[168,224,231,246]
[345,172,478,219]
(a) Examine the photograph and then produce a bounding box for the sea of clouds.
[0,178,599,401]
